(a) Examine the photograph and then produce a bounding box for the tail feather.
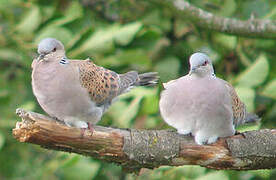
[244,113,261,124]
[118,71,159,95]
[135,72,159,86]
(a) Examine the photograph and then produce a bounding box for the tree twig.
[13,109,276,172]
[164,0,276,39]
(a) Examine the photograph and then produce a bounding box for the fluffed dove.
[159,52,259,145]
[32,38,159,131]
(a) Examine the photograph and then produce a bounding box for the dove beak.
[38,54,45,61]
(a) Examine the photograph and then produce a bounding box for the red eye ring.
[203,60,208,66]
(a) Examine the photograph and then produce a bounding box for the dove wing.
[73,60,120,106]
[221,79,246,126]
[118,71,139,94]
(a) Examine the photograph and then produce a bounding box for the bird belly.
[160,77,235,140]
[32,64,103,125]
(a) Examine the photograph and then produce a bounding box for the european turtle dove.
[32,38,159,131]
[159,52,259,145]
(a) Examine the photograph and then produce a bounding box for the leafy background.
[0,0,275,179]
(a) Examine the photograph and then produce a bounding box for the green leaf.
[250,170,273,179]
[218,0,236,16]
[0,0,11,10]
[137,88,159,115]
[17,6,41,33]
[141,92,159,114]
[174,18,189,38]
[108,96,142,128]
[186,35,210,53]
[107,101,129,127]
[20,101,36,111]
[155,56,180,82]
[57,155,100,180]
[118,96,142,127]
[114,22,142,45]
[136,26,162,41]
[161,166,206,179]
[255,39,276,49]
[196,171,228,180]
[234,86,255,112]
[0,89,8,98]
[101,49,151,71]
[65,1,83,19]
[266,104,276,121]
[261,79,276,99]
[35,27,73,45]
[75,22,142,55]
[75,24,120,54]
[40,5,56,21]
[237,122,261,132]
[107,87,154,127]
[144,116,160,128]
[0,132,5,150]
[0,49,23,63]
[242,0,269,19]
[213,33,237,50]
[46,1,83,27]
[142,10,171,32]
[236,54,269,87]
[60,154,80,168]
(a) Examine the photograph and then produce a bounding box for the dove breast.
[32,59,103,125]
[159,75,235,141]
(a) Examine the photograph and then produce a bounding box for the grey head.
[37,38,65,60]
[189,52,214,76]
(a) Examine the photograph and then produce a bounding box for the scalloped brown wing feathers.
[222,80,246,126]
[75,60,120,105]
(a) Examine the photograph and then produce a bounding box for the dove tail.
[135,72,159,86]
[118,71,159,94]
[244,113,261,124]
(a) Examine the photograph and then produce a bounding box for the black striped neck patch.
[59,57,68,65]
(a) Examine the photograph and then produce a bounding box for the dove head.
[189,52,214,77]
[37,38,65,61]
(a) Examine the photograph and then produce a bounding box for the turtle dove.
[159,52,259,145]
[32,38,159,131]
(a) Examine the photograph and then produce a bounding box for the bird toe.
[207,136,218,144]
[177,129,192,135]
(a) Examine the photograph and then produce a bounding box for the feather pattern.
[222,80,260,126]
[75,60,120,106]
[32,38,159,128]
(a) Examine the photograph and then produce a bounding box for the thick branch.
[13,109,276,172]
[164,0,276,39]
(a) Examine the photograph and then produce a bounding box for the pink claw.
[80,128,86,137]
[87,122,94,135]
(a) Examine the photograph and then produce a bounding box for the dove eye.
[52,48,56,52]
[202,60,208,66]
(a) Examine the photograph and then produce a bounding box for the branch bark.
[13,109,276,172]
[163,0,276,39]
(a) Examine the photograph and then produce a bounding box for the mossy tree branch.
[163,0,276,39]
[13,109,276,172]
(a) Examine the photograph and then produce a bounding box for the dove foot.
[207,136,218,144]
[177,129,191,135]
[87,122,94,135]
[80,123,94,138]
[80,128,86,137]
[235,130,241,135]
[64,118,88,128]
[51,116,66,124]
[194,132,218,145]
[51,116,59,121]
[194,134,206,145]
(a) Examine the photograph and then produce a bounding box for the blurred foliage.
[0,0,275,179]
